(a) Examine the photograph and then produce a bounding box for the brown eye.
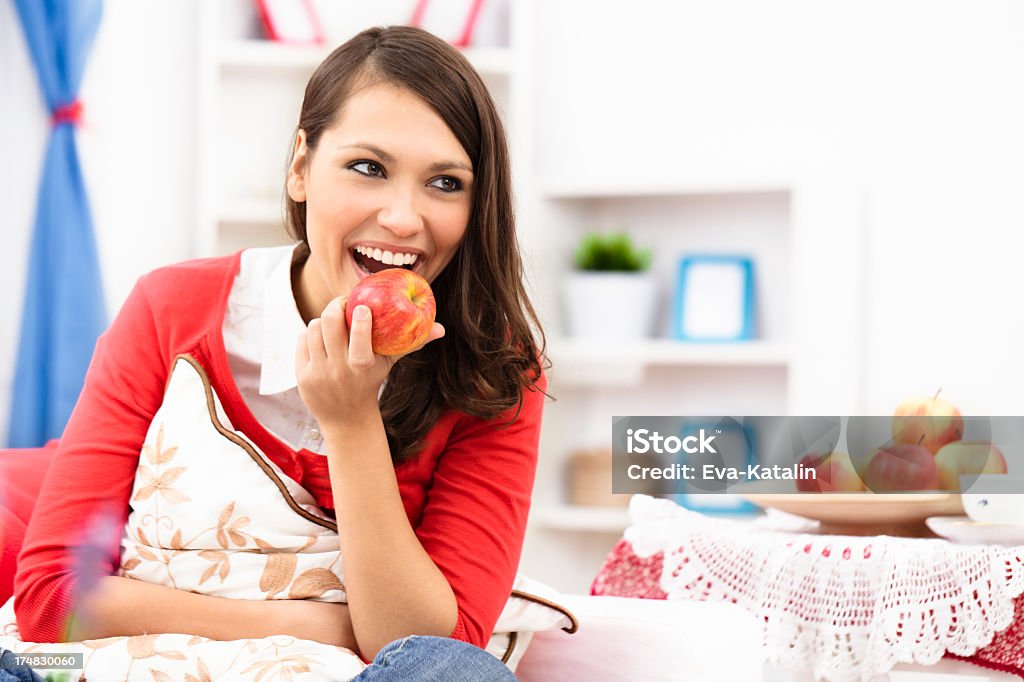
[429,176,462,193]
[349,161,385,177]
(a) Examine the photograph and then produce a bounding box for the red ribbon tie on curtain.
[52,100,84,127]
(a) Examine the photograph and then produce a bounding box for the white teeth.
[353,245,420,267]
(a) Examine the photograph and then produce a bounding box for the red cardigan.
[13,251,545,647]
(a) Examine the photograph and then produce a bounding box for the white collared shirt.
[223,244,327,453]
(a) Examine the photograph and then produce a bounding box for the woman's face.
[287,83,474,320]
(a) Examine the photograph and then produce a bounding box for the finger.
[427,322,446,344]
[319,297,348,360]
[306,318,327,362]
[295,329,310,371]
[402,322,446,357]
[347,304,376,369]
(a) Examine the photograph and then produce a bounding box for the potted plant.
[563,232,657,340]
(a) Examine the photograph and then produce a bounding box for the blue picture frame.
[669,418,758,515]
[671,255,755,342]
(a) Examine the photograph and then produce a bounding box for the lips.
[349,242,426,279]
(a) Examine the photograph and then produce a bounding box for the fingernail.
[354,305,370,321]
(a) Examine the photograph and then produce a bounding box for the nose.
[377,187,424,239]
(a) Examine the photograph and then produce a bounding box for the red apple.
[891,395,963,454]
[933,441,1008,491]
[345,269,436,356]
[863,443,942,492]
[796,451,865,492]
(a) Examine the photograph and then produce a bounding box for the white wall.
[0,0,198,443]
[83,0,199,311]
[3,0,1024,445]
[533,0,1024,416]
[0,0,48,445]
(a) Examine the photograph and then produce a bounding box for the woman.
[5,25,547,680]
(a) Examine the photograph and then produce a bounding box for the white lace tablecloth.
[623,495,1024,682]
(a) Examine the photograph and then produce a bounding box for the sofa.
[0,444,764,680]
[516,594,762,680]
[0,444,54,605]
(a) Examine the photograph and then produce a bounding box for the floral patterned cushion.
[0,355,574,679]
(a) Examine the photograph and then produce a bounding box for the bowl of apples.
[743,393,1008,537]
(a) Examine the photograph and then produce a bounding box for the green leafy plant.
[44,673,75,682]
[573,232,652,272]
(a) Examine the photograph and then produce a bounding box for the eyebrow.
[338,143,473,174]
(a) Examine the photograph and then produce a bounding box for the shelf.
[545,339,789,387]
[531,504,632,533]
[548,338,789,366]
[218,40,515,77]
[540,176,792,199]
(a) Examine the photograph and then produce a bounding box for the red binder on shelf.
[409,0,485,48]
[255,0,325,45]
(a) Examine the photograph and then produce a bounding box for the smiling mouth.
[351,247,420,276]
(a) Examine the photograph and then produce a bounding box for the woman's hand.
[294,297,444,429]
[267,598,358,651]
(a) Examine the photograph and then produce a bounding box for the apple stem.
[933,388,942,400]
[917,433,925,446]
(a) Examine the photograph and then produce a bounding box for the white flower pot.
[563,272,658,340]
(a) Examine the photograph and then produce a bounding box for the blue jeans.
[0,650,44,682]
[351,636,517,681]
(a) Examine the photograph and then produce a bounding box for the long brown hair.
[284,26,547,464]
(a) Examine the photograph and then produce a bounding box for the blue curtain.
[8,0,106,447]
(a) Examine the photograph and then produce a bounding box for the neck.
[291,246,322,325]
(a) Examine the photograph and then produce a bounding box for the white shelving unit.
[540,176,794,200]
[196,1,521,258]
[197,1,866,595]
[521,176,869,592]
[523,185,798,590]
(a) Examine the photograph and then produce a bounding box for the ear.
[287,129,309,203]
